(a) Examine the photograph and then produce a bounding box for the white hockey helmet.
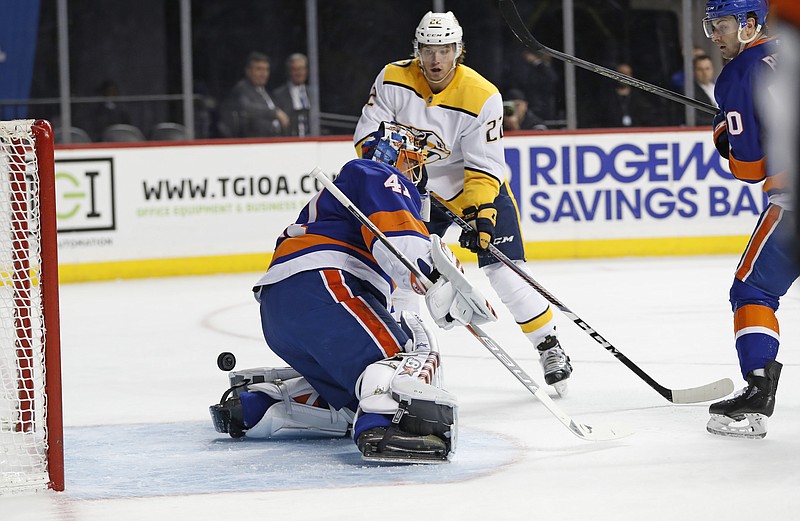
[413,11,463,59]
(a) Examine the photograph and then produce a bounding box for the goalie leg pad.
[246,400,352,439]
[245,376,351,438]
[211,365,352,439]
[354,381,457,463]
[353,312,457,461]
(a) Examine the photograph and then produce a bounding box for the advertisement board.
[54,129,759,281]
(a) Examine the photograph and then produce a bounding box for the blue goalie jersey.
[254,159,433,308]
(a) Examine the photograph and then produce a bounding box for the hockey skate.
[356,426,449,464]
[209,383,248,438]
[537,335,572,396]
[706,360,782,439]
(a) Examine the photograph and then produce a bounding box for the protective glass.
[703,16,740,38]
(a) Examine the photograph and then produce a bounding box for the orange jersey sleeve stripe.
[735,205,782,281]
[729,154,766,182]
[320,270,403,358]
[274,234,375,263]
[734,304,779,335]
[713,120,727,142]
[361,209,430,247]
[370,210,430,235]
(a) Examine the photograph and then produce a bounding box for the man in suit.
[272,53,311,137]
[221,52,289,138]
[692,54,719,126]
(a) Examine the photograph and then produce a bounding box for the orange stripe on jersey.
[735,205,782,281]
[321,270,403,358]
[744,37,774,51]
[729,153,766,182]
[274,233,375,263]
[713,119,727,141]
[763,171,788,193]
[362,209,430,245]
[734,304,779,335]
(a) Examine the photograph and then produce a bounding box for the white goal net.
[0,119,63,494]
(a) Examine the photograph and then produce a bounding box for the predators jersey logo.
[406,127,450,164]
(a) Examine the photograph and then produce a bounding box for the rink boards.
[52,128,762,282]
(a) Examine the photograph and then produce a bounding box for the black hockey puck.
[216,351,236,371]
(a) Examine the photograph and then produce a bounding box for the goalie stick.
[498,0,719,115]
[430,196,734,404]
[311,167,631,442]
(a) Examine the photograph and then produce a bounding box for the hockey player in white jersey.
[355,11,572,394]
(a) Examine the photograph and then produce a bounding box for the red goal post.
[0,119,64,493]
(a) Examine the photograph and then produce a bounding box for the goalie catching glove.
[424,234,497,329]
[458,203,497,252]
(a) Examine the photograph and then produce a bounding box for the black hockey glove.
[459,203,497,253]
[713,112,730,160]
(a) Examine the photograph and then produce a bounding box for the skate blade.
[360,450,449,464]
[706,413,767,439]
[553,380,568,397]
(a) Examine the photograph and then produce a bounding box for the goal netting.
[0,119,63,494]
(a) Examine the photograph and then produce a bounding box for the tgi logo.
[55,158,115,232]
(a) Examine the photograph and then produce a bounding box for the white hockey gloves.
[424,234,497,330]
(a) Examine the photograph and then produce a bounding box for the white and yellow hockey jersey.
[355,59,507,212]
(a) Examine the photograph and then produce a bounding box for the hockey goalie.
[209,122,496,462]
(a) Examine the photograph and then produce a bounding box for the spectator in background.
[671,46,707,92]
[78,80,132,141]
[503,88,547,131]
[594,63,657,128]
[220,52,289,138]
[272,53,312,137]
[506,49,559,122]
[690,54,718,126]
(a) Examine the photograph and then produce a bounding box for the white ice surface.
[4,255,800,520]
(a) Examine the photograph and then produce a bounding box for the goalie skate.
[357,426,449,464]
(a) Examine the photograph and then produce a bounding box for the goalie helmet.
[703,0,769,39]
[413,11,463,60]
[362,122,428,190]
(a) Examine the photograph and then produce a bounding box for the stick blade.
[533,388,632,441]
[669,378,735,404]
[568,421,634,441]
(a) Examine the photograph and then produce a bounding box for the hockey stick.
[312,167,631,441]
[430,196,733,404]
[498,0,719,115]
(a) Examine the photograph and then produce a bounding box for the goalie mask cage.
[0,119,64,493]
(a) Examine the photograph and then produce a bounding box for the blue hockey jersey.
[254,159,433,308]
[713,37,787,200]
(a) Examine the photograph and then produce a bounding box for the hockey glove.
[458,203,497,252]
[425,235,497,330]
